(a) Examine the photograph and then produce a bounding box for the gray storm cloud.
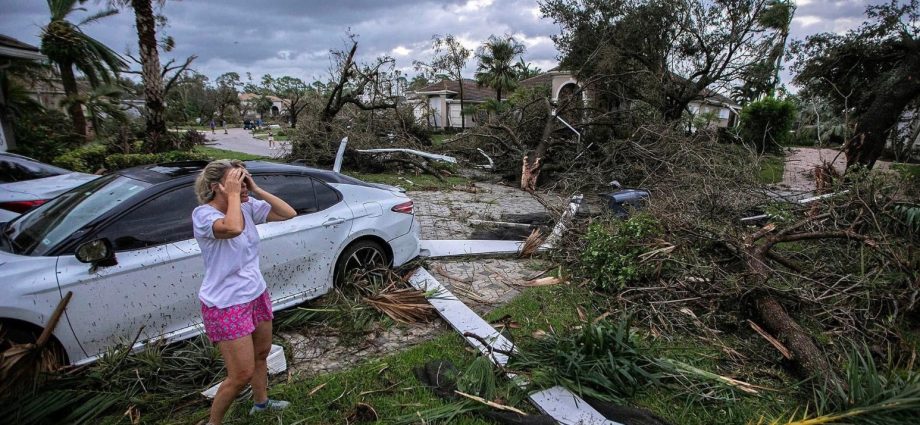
[0,0,886,83]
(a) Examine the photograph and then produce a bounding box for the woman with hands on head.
[192,159,296,425]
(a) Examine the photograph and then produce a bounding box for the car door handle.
[323,217,345,227]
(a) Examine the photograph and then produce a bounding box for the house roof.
[699,88,738,108]
[415,79,497,102]
[518,72,556,89]
[0,34,45,61]
[239,92,283,103]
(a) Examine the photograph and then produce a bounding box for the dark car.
[0,152,98,216]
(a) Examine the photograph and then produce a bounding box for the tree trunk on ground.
[131,0,168,151]
[845,41,920,169]
[743,236,842,390]
[58,61,87,140]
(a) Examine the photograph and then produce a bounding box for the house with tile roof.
[409,79,498,129]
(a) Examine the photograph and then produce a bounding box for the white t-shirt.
[192,199,272,308]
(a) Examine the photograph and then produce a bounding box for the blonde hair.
[194,159,245,204]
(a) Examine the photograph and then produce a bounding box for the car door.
[55,185,202,360]
[251,174,353,307]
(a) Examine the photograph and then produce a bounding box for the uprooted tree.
[289,38,439,176]
[791,0,920,169]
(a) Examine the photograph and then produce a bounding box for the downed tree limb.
[455,390,528,415]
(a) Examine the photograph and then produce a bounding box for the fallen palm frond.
[510,315,660,402]
[363,285,436,324]
[758,344,920,425]
[519,228,545,257]
[0,292,72,397]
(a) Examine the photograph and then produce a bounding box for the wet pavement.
[205,127,290,158]
[281,184,560,377]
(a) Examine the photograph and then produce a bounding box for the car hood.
[0,172,99,202]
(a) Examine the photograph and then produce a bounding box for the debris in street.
[419,240,525,258]
[518,229,546,257]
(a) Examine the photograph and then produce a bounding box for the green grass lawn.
[757,155,786,184]
[892,162,920,180]
[349,172,471,191]
[195,146,271,161]
[431,134,454,146]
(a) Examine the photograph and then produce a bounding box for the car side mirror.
[75,238,117,267]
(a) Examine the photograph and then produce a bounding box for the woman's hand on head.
[242,170,259,192]
[217,168,244,196]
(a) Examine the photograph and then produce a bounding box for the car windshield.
[4,174,151,256]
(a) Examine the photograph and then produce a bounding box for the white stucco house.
[409,79,498,129]
[238,93,287,119]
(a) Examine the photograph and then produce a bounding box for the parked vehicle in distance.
[0,152,99,215]
[0,160,421,365]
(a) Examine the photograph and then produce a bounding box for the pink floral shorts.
[201,290,274,342]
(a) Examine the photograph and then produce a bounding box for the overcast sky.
[0,0,885,86]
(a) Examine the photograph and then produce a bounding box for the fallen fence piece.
[332,137,349,173]
[202,344,286,399]
[543,194,584,249]
[476,148,495,169]
[355,148,457,164]
[407,268,622,425]
[408,268,514,364]
[419,239,525,258]
[529,386,621,425]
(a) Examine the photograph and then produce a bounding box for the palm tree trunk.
[131,0,168,151]
[58,61,88,139]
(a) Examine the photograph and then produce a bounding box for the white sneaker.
[250,399,290,415]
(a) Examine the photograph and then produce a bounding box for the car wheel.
[334,240,390,286]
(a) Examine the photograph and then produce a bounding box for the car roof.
[116,160,374,187]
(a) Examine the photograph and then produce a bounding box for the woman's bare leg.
[250,320,273,403]
[209,336,254,425]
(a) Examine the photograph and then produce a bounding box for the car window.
[0,155,69,183]
[313,179,340,211]
[6,175,151,256]
[94,185,199,251]
[252,174,316,214]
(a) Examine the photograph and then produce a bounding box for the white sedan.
[0,160,420,365]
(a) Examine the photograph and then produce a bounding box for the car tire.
[333,240,390,286]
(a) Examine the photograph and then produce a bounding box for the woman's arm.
[245,173,296,222]
[212,168,245,238]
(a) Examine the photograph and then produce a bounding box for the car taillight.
[0,199,47,214]
[391,201,414,214]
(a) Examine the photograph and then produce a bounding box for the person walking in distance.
[267,130,275,150]
[192,160,296,424]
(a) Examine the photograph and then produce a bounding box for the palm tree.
[41,0,126,139]
[474,35,525,103]
[118,0,168,149]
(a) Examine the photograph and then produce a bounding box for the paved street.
[205,127,290,158]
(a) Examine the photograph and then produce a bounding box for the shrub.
[10,109,83,163]
[52,144,108,173]
[738,97,796,153]
[105,151,209,170]
[580,213,663,291]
